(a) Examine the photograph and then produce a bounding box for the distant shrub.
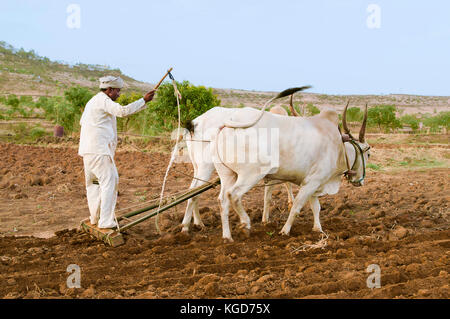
[422,111,450,132]
[306,103,320,116]
[6,94,19,108]
[346,107,363,122]
[30,126,46,139]
[368,104,401,132]
[400,114,420,130]
[37,96,62,121]
[116,92,143,132]
[54,100,79,132]
[367,163,381,170]
[64,86,94,111]
[19,95,33,106]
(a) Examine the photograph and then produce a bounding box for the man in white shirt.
[78,76,156,229]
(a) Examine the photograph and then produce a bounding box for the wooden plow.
[80,177,220,247]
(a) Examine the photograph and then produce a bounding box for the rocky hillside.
[0,42,152,97]
[1,41,449,114]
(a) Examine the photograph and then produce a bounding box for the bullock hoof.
[239,228,250,239]
[279,229,290,237]
[312,226,323,233]
[239,223,250,238]
[192,223,205,231]
[181,226,189,233]
[223,237,234,244]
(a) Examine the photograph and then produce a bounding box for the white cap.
[99,76,124,89]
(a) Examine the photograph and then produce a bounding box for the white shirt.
[78,92,146,158]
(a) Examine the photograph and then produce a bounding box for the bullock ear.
[275,86,312,99]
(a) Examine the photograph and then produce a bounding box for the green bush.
[30,126,46,139]
[6,94,19,108]
[116,92,143,132]
[400,114,420,130]
[306,103,320,116]
[150,81,221,131]
[368,104,401,132]
[346,107,363,122]
[367,163,381,171]
[64,86,94,111]
[19,95,33,106]
[54,100,79,132]
[422,111,450,132]
[37,96,62,121]
[31,87,94,133]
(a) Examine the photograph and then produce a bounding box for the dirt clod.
[0,142,448,299]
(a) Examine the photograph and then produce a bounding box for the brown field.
[0,136,449,299]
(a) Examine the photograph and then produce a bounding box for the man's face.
[106,88,121,101]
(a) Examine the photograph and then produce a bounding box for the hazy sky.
[1,0,449,95]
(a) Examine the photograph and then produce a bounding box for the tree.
[116,92,143,132]
[150,81,221,130]
[400,114,420,130]
[64,86,94,111]
[422,111,450,132]
[367,104,401,132]
[346,107,363,122]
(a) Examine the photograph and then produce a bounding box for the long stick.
[153,67,173,91]
[119,177,220,232]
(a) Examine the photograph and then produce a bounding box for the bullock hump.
[318,107,339,125]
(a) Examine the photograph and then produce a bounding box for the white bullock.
[180,104,299,233]
[209,100,370,242]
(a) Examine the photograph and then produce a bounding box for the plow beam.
[80,177,220,246]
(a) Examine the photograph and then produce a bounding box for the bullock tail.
[224,85,312,129]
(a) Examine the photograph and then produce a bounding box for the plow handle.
[153,68,173,91]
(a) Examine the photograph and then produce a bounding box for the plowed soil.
[0,142,449,299]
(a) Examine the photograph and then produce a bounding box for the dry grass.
[369,145,449,171]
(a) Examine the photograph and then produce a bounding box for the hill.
[1,41,449,115]
[0,41,152,97]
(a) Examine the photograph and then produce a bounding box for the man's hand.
[144,89,157,103]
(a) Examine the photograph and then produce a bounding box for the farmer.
[78,76,156,229]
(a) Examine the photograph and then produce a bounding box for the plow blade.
[80,219,125,247]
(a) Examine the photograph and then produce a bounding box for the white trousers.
[82,154,119,228]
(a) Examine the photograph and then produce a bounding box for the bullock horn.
[289,94,300,116]
[275,85,312,99]
[342,100,355,139]
[359,103,368,142]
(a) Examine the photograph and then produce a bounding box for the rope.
[154,74,182,234]
[118,132,210,143]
